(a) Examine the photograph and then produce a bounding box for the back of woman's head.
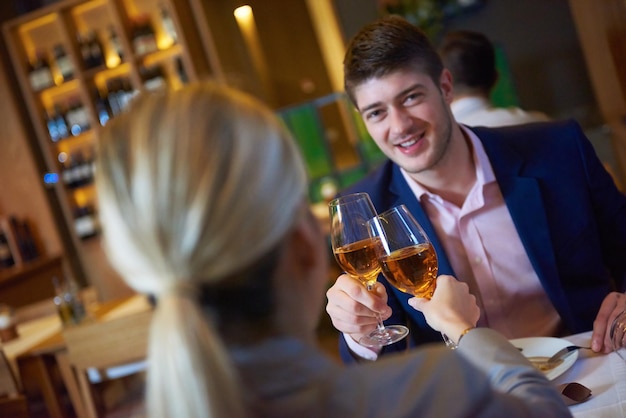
[95,82,307,418]
[343,15,444,106]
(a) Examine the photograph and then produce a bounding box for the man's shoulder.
[470,119,585,145]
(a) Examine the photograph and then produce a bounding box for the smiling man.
[325,15,626,363]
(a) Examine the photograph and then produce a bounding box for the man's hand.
[325,273,392,344]
[592,291,626,353]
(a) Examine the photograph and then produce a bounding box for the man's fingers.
[592,292,626,352]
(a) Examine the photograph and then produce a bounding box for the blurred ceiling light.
[234,5,252,21]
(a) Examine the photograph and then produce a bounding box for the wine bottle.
[74,204,98,239]
[53,44,74,82]
[87,30,104,68]
[160,5,178,44]
[46,108,61,142]
[131,15,157,56]
[108,25,124,62]
[141,65,166,91]
[66,98,90,136]
[28,50,54,91]
[0,229,15,269]
[94,89,111,126]
[54,104,69,140]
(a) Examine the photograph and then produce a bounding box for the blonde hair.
[95,83,307,418]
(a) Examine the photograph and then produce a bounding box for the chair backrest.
[0,349,21,396]
[63,309,152,371]
[62,309,152,418]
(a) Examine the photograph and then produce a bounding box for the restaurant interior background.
[0,0,625,311]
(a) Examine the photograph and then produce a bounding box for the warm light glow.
[234,5,252,21]
[157,34,175,51]
[233,4,272,101]
[106,53,121,69]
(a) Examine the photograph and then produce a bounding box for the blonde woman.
[95,83,570,417]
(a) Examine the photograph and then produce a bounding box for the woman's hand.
[408,275,480,344]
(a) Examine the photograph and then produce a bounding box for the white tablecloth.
[554,331,626,417]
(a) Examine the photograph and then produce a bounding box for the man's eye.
[366,110,383,121]
[405,93,422,104]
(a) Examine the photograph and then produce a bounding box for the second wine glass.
[367,204,457,349]
[329,192,409,347]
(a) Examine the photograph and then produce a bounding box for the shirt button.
[474,256,482,264]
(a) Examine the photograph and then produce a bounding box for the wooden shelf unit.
[2,0,214,243]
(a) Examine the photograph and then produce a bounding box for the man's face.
[353,68,455,175]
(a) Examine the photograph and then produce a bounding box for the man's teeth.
[400,139,416,148]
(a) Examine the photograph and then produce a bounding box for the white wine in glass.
[368,204,457,349]
[329,192,409,347]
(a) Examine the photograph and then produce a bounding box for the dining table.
[554,331,626,417]
[0,293,152,418]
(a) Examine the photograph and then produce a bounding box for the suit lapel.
[476,128,570,311]
[388,164,455,276]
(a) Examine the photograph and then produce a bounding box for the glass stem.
[366,282,387,332]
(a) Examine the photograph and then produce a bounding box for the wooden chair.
[0,349,29,418]
[62,309,152,418]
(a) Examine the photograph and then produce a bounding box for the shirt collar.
[450,96,492,118]
[400,125,496,201]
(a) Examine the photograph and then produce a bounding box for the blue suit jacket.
[339,119,626,361]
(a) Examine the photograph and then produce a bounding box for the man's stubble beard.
[404,98,454,176]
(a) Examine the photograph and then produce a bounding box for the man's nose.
[389,108,412,136]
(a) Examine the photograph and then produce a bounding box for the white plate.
[509,336,578,380]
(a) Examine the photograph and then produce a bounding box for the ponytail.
[147,295,246,418]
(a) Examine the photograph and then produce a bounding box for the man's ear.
[440,68,454,103]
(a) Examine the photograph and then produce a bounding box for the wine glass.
[367,204,457,349]
[329,192,409,347]
[610,309,626,363]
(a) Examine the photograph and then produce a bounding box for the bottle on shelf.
[108,25,124,63]
[87,30,104,68]
[46,105,69,142]
[160,5,178,44]
[78,31,104,70]
[6,216,38,263]
[65,97,90,136]
[28,50,54,92]
[73,203,99,239]
[61,154,77,189]
[46,108,61,143]
[53,44,74,83]
[20,220,40,261]
[176,57,188,84]
[0,229,15,269]
[131,14,157,56]
[94,88,111,126]
[140,64,166,91]
[105,77,137,116]
[62,149,94,189]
